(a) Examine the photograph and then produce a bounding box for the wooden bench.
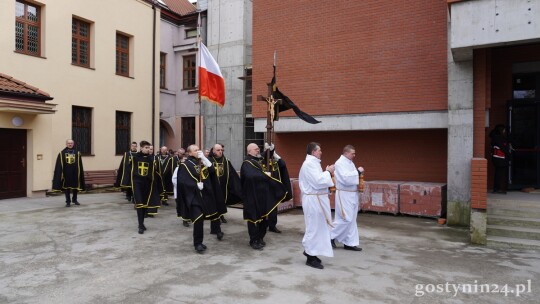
[84,170,117,189]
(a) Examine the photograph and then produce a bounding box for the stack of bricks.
[399,182,447,217]
[360,181,401,214]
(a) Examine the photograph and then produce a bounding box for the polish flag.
[199,43,225,107]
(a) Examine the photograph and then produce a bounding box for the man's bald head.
[247,143,261,157]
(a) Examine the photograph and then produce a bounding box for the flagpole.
[197,11,202,149]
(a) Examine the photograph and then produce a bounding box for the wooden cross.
[257,82,282,168]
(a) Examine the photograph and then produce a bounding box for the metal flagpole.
[197,11,202,148]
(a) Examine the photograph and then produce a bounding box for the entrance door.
[0,128,27,199]
[509,73,540,189]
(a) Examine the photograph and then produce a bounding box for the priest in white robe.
[299,142,335,269]
[331,145,364,251]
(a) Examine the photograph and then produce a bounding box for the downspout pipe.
[151,2,157,145]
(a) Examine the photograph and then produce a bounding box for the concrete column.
[447,44,474,227]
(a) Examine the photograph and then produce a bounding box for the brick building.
[252,0,540,244]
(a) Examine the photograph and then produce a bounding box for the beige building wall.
[0,0,160,197]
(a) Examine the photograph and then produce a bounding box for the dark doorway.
[0,128,27,199]
[508,73,540,189]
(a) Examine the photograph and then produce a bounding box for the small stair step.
[487,208,540,218]
[488,215,540,228]
[487,225,540,241]
[487,235,540,250]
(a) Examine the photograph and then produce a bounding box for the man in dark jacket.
[176,145,223,253]
[241,143,288,250]
[490,124,511,194]
[115,141,138,203]
[52,139,85,207]
[209,143,242,224]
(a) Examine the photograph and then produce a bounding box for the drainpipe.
[151,2,157,145]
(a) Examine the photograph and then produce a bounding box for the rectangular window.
[115,111,131,155]
[183,55,196,89]
[72,106,92,155]
[244,68,252,114]
[244,117,264,157]
[15,0,40,56]
[72,18,91,67]
[181,117,195,149]
[185,29,197,38]
[160,52,166,89]
[116,33,130,76]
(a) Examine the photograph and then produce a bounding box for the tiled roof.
[162,0,197,16]
[0,73,52,100]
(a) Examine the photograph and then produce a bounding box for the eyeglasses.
[215,149,224,151]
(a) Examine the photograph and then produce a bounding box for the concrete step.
[487,215,540,229]
[487,225,540,241]
[487,208,540,219]
[488,199,540,210]
[487,236,540,250]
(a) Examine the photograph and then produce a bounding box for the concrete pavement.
[0,192,538,304]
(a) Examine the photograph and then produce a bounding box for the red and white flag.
[199,43,225,107]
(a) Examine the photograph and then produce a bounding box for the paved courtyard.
[0,192,538,304]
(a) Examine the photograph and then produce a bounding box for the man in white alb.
[299,142,335,269]
[331,145,364,251]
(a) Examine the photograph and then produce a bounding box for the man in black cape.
[176,145,224,253]
[115,141,138,203]
[263,143,293,233]
[241,143,288,250]
[131,141,162,234]
[209,143,242,224]
[52,139,85,207]
[157,146,174,205]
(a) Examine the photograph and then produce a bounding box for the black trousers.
[493,164,508,192]
[247,219,268,243]
[64,189,78,203]
[268,209,278,229]
[210,219,222,234]
[125,188,133,199]
[136,208,146,228]
[192,205,204,246]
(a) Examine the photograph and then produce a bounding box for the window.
[185,29,197,39]
[116,33,130,76]
[181,117,195,149]
[72,18,91,67]
[244,68,252,114]
[183,55,196,89]
[72,106,92,155]
[244,118,264,156]
[15,0,40,56]
[115,111,131,155]
[160,53,166,88]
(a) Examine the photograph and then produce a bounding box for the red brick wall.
[252,1,449,119]
[274,129,447,182]
[471,158,487,209]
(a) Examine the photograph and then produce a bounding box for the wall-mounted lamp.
[11,116,24,127]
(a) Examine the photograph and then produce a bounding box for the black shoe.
[306,258,324,269]
[221,216,227,223]
[65,203,71,207]
[162,201,169,206]
[331,239,337,248]
[195,244,205,253]
[142,224,147,231]
[183,221,190,227]
[126,196,132,201]
[216,232,224,241]
[73,201,80,206]
[269,227,282,233]
[201,244,207,250]
[303,251,321,263]
[250,241,263,250]
[259,239,266,247]
[138,227,144,234]
[344,245,362,251]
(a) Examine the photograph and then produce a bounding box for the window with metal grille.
[116,33,130,76]
[183,55,196,89]
[15,1,40,56]
[181,117,195,149]
[115,111,131,155]
[160,53,167,88]
[72,18,91,67]
[72,106,92,155]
